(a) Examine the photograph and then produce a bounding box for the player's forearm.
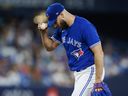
[39,29,55,51]
[94,51,104,83]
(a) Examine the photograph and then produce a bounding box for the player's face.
[53,14,68,29]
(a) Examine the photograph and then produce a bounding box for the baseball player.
[37,3,111,96]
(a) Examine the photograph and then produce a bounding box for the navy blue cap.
[46,3,64,27]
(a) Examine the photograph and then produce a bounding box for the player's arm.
[90,44,112,95]
[90,43,104,83]
[81,20,104,83]
[38,23,59,51]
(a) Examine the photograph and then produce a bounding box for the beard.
[60,19,69,29]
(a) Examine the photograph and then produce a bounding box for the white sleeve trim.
[51,36,61,44]
[89,41,101,48]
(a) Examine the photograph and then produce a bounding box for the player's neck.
[66,13,75,27]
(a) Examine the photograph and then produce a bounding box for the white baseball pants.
[71,65,105,96]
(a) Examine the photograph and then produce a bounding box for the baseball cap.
[46,3,64,27]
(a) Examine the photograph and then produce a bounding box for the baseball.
[38,23,47,30]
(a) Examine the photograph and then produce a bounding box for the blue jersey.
[51,16,101,71]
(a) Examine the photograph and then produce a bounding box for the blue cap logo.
[46,3,64,27]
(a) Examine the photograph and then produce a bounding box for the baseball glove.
[91,82,112,96]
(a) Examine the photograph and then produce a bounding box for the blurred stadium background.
[0,0,128,96]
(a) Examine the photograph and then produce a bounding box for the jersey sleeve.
[82,21,101,48]
[51,28,62,44]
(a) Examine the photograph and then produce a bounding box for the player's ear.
[60,12,64,18]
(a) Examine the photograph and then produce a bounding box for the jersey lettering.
[62,36,66,43]
[66,37,81,48]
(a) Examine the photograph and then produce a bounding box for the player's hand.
[38,23,48,31]
[91,82,112,96]
[93,82,104,92]
[33,11,48,31]
[33,11,48,24]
